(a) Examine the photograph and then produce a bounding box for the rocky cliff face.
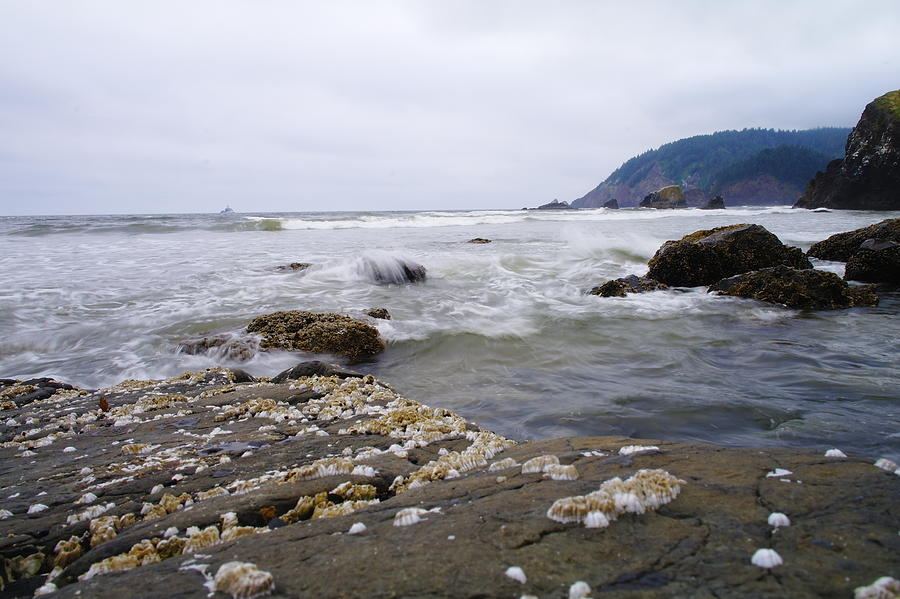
[794,90,900,210]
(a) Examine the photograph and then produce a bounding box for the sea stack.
[794,89,900,210]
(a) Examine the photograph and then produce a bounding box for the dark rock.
[602,198,619,209]
[534,199,574,210]
[360,256,426,284]
[844,239,900,286]
[271,361,365,383]
[248,311,385,361]
[589,275,669,297]
[699,195,725,210]
[647,224,812,287]
[709,265,879,309]
[639,185,686,209]
[276,262,312,271]
[467,238,492,244]
[227,369,257,384]
[176,334,259,361]
[807,218,900,261]
[794,89,900,210]
[0,378,79,409]
[364,308,391,320]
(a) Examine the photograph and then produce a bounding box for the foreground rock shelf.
[1,369,897,598]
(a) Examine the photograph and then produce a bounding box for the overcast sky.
[1,1,898,215]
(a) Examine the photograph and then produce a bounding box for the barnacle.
[184,525,221,553]
[196,486,230,501]
[155,536,186,559]
[547,469,684,528]
[825,448,847,458]
[521,455,560,474]
[53,537,83,568]
[488,457,519,471]
[79,540,160,580]
[330,482,378,501]
[569,580,592,599]
[347,522,367,535]
[545,464,579,480]
[313,499,379,519]
[874,458,898,472]
[213,561,275,599]
[221,526,267,543]
[618,445,659,455]
[27,503,49,514]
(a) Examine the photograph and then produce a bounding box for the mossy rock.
[247,311,385,361]
[647,224,811,287]
[639,185,686,209]
[709,265,878,309]
[807,218,900,261]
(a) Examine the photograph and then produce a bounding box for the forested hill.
[572,128,851,207]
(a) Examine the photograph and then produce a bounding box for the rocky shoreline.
[1,367,898,598]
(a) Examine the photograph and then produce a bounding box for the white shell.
[347,522,367,535]
[393,507,428,527]
[751,548,783,569]
[76,492,98,505]
[767,512,791,528]
[569,580,592,599]
[150,484,164,495]
[34,582,58,596]
[824,448,847,458]
[164,527,179,538]
[28,503,49,514]
[62,446,77,453]
[874,458,898,472]
[504,566,527,584]
[0,509,12,519]
[584,510,610,529]
[765,468,792,478]
[618,445,659,455]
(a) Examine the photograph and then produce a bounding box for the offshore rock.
[844,239,900,287]
[639,185,686,209]
[467,238,492,244]
[534,199,574,210]
[646,224,811,287]
[589,275,669,297]
[602,198,619,209]
[699,195,726,210]
[276,262,312,272]
[709,265,879,310]
[0,371,897,598]
[247,311,385,361]
[807,218,900,261]
[794,89,900,210]
[359,255,426,284]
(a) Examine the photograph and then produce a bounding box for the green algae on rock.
[247,310,385,361]
[646,223,811,287]
[709,265,879,309]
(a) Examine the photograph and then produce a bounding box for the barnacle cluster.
[547,469,685,528]
[213,561,275,599]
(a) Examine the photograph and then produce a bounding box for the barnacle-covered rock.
[154,536,186,559]
[185,525,221,553]
[247,310,385,361]
[521,455,560,474]
[53,537,83,568]
[213,561,275,599]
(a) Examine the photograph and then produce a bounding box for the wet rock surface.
[1,369,897,598]
[646,223,811,287]
[361,256,426,284]
[275,262,312,272]
[844,239,900,287]
[589,275,669,297]
[247,310,385,361]
[176,334,260,362]
[709,265,879,310]
[363,307,391,320]
[807,218,900,262]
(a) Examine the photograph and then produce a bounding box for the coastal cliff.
[794,89,900,210]
[573,129,849,208]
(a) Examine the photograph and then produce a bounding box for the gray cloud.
[1,1,898,214]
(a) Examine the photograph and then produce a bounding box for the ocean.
[2,207,897,461]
